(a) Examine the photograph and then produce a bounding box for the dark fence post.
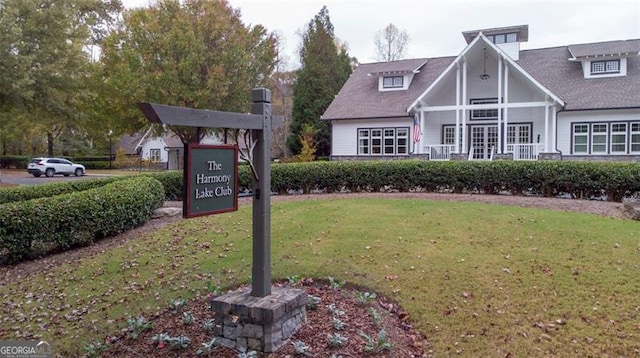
[250,88,272,297]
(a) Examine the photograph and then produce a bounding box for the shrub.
[0,155,30,169]
[0,176,164,262]
[145,171,183,200]
[80,161,112,170]
[263,160,640,202]
[9,160,632,206]
[0,177,121,205]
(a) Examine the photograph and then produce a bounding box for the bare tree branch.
[374,23,409,62]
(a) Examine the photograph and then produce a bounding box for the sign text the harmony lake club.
[184,144,238,218]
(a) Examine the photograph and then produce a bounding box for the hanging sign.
[184,143,238,218]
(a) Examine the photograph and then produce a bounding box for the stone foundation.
[538,152,562,160]
[210,287,308,353]
[493,153,514,160]
[450,153,468,161]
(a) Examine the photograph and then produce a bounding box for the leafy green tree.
[98,0,277,143]
[0,0,121,156]
[288,6,353,157]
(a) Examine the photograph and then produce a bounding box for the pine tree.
[288,6,353,157]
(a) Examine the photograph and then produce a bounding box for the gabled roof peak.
[462,24,529,44]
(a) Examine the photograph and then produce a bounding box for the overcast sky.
[122,0,639,68]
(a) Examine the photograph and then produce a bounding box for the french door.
[470,125,498,160]
[443,123,533,159]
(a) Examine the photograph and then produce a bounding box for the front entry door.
[470,125,498,160]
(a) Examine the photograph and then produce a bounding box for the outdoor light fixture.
[480,47,490,81]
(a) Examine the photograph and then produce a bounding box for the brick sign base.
[210,287,308,352]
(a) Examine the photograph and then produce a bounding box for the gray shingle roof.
[163,134,183,148]
[116,132,146,155]
[518,40,640,110]
[366,58,428,75]
[321,57,454,120]
[322,39,640,119]
[568,40,639,58]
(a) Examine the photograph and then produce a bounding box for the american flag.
[413,113,421,144]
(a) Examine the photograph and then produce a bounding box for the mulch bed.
[100,280,428,357]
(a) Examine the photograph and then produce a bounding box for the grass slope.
[1,198,639,356]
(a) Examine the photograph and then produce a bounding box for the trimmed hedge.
[0,155,30,169]
[107,161,640,202]
[145,171,183,201]
[0,176,165,261]
[80,161,112,170]
[72,156,111,162]
[0,177,121,205]
[262,160,640,201]
[0,171,185,205]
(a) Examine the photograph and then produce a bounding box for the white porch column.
[455,62,461,153]
[497,56,503,153]
[544,100,550,152]
[419,110,425,154]
[551,103,557,152]
[462,59,468,153]
[504,63,509,150]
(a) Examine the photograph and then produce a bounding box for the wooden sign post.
[137,88,274,297]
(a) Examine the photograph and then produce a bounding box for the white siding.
[140,137,168,162]
[199,134,223,145]
[331,118,412,156]
[422,111,455,144]
[557,109,640,155]
[496,42,520,60]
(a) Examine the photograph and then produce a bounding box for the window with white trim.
[631,123,640,153]
[486,33,518,44]
[382,76,403,88]
[572,124,589,154]
[506,124,531,144]
[371,129,382,154]
[470,98,498,120]
[443,126,464,146]
[573,122,640,155]
[150,148,161,162]
[358,129,369,154]
[444,126,455,145]
[591,60,620,75]
[610,123,627,153]
[358,127,409,155]
[591,124,607,153]
[396,128,409,154]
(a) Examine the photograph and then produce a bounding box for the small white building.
[116,127,246,169]
[322,25,640,161]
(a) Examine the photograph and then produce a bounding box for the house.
[322,25,640,161]
[116,127,186,169]
[115,127,248,169]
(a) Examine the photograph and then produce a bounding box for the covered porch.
[408,31,564,161]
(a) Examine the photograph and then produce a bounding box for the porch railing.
[423,145,455,160]
[507,143,544,160]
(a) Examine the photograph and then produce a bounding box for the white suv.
[27,157,86,177]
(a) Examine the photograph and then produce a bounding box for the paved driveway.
[0,170,102,186]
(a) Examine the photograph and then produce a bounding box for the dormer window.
[383,76,403,88]
[486,32,518,44]
[591,60,620,75]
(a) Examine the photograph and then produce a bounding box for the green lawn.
[1,198,639,356]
